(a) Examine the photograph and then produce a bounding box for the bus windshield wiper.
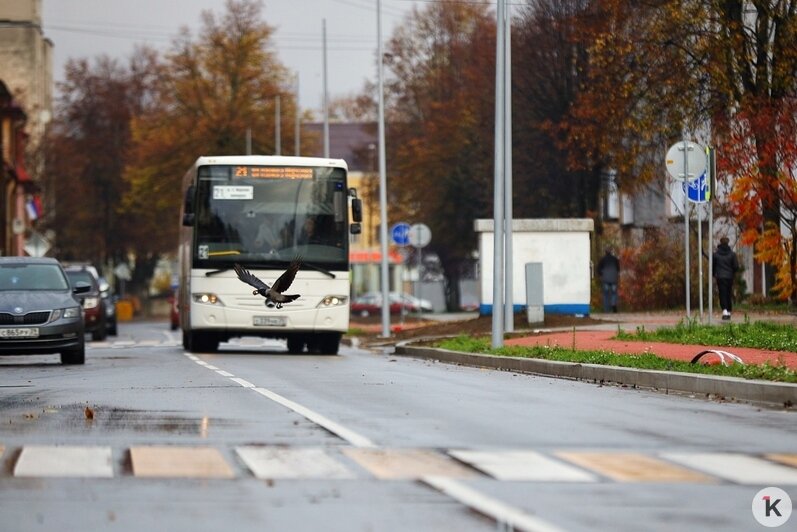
[205,267,233,277]
[301,261,336,279]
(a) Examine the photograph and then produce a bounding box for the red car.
[168,289,179,330]
[350,292,424,318]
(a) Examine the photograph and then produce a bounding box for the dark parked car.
[98,276,117,336]
[0,257,90,364]
[63,263,108,341]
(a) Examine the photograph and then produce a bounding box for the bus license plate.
[0,328,39,338]
[253,316,286,327]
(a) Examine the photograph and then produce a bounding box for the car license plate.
[0,328,39,338]
[253,316,286,327]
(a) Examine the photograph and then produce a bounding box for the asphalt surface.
[0,318,795,531]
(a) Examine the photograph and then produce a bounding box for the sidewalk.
[510,310,797,370]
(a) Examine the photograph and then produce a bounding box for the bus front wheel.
[286,336,305,354]
[185,330,219,353]
[308,332,341,355]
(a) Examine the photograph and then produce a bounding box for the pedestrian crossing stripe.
[343,448,476,479]
[767,453,797,469]
[449,450,598,482]
[236,447,355,479]
[554,452,714,483]
[13,445,113,478]
[662,452,797,485]
[130,446,235,479]
[5,446,797,482]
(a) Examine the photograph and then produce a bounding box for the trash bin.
[116,299,134,321]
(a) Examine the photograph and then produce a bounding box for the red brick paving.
[505,330,797,370]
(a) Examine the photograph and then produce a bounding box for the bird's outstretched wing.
[234,263,270,291]
[271,258,301,294]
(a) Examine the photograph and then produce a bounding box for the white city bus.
[178,155,362,354]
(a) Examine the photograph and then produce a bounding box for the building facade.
[0,0,53,255]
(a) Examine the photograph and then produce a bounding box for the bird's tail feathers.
[284,294,300,302]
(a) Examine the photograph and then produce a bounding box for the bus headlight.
[317,295,347,308]
[193,293,224,305]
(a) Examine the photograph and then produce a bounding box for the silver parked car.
[0,257,90,364]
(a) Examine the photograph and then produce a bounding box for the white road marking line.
[216,370,234,377]
[112,341,136,347]
[204,364,219,370]
[253,387,375,448]
[422,476,565,532]
[195,360,211,366]
[186,356,376,448]
[138,340,160,347]
[236,447,355,479]
[663,453,797,485]
[14,446,113,478]
[450,450,597,482]
[230,377,256,388]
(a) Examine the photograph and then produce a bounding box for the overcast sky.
[42,0,422,114]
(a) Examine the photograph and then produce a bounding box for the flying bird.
[234,260,301,308]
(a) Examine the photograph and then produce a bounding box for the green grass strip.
[615,317,797,352]
[435,335,797,383]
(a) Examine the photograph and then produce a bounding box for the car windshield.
[0,263,70,291]
[65,270,96,289]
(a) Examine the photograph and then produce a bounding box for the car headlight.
[64,306,82,318]
[193,293,224,305]
[49,307,81,323]
[317,295,348,308]
[83,297,100,309]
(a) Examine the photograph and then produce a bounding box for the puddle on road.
[4,406,239,437]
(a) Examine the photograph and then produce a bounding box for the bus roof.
[192,155,348,170]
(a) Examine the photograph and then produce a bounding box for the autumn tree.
[563,1,797,301]
[513,0,605,219]
[44,51,157,272]
[123,0,299,260]
[380,1,496,310]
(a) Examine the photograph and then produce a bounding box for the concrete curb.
[394,345,797,407]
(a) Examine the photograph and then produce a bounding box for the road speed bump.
[130,446,234,479]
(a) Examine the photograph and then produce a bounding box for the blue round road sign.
[682,172,709,203]
[391,222,411,246]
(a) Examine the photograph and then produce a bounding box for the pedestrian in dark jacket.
[596,248,620,312]
[713,237,739,320]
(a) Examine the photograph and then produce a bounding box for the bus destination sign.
[234,166,313,179]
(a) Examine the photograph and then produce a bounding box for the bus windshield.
[192,165,348,270]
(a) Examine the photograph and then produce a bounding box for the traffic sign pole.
[683,140,691,319]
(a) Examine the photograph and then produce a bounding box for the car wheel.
[170,321,179,331]
[108,323,117,336]
[92,325,107,342]
[61,344,85,365]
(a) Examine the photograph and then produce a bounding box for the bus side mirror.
[350,223,362,235]
[182,185,195,227]
[351,198,362,223]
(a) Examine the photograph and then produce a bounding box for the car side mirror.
[351,198,362,223]
[182,185,195,227]
[73,282,91,295]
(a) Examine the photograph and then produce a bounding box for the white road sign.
[666,141,706,181]
[23,232,51,257]
[409,223,431,248]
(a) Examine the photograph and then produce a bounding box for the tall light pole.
[491,0,506,348]
[275,95,281,155]
[322,19,330,158]
[503,3,513,333]
[377,0,390,338]
[294,72,300,156]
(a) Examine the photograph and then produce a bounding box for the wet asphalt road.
[0,320,795,531]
